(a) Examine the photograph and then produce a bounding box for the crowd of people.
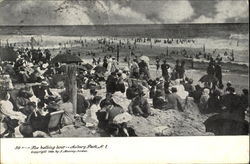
[0,43,249,138]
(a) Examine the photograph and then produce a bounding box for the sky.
[0,0,248,25]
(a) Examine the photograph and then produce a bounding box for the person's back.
[183,82,194,94]
[161,63,169,76]
[153,93,168,110]
[166,93,182,111]
[77,93,89,114]
[207,92,221,113]
[106,73,117,93]
[129,95,151,117]
[221,87,237,111]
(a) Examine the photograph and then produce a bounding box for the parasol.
[51,54,82,64]
[140,55,150,62]
[204,112,249,135]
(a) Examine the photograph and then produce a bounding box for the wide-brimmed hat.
[113,112,132,124]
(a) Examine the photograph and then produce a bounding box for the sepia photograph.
[0,0,250,164]
[0,0,249,163]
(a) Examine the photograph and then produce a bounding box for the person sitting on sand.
[0,90,26,121]
[161,60,170,81]
[207,90,222,114]
[106,72,117,94]
[59,94,74,126]
[190,84,203,104]
[165,87,183,111]
[83,96,102,127]
[15,87,33,110]
[171,79,188,100]
[183,78,195,94]
[128,91,151,118]
[221,87,240,112]
[138,59,150,80]
[155,77,165,97]
[100,93,121,109]
[199,88,210,113]
[88,88,98,107]
[32,81,53,104]
[0,91,26,137]
[28,102,50,132]
[76,89,90,115]
[153,90,168,110]
[19,101,37,117]
[115,72,126,93]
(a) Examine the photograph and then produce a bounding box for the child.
[83,96,102,127]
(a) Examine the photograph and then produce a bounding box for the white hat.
[113,112,132,124]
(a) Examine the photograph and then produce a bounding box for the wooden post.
[66,64,77,114]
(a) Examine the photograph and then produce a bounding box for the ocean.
[0,23,248,38]
[0,23,248,64]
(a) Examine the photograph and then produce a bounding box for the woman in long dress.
[59,94,74,125]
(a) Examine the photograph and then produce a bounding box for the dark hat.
[90,88,97,95]
[171,87,177,93]
[47,101,59,109]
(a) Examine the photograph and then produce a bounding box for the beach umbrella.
[140,55,150,62]
[51,54,82,64]
[199,74,218,83]
[93,65,106,73]
[82,63,93,70]
[204,112,249,135]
